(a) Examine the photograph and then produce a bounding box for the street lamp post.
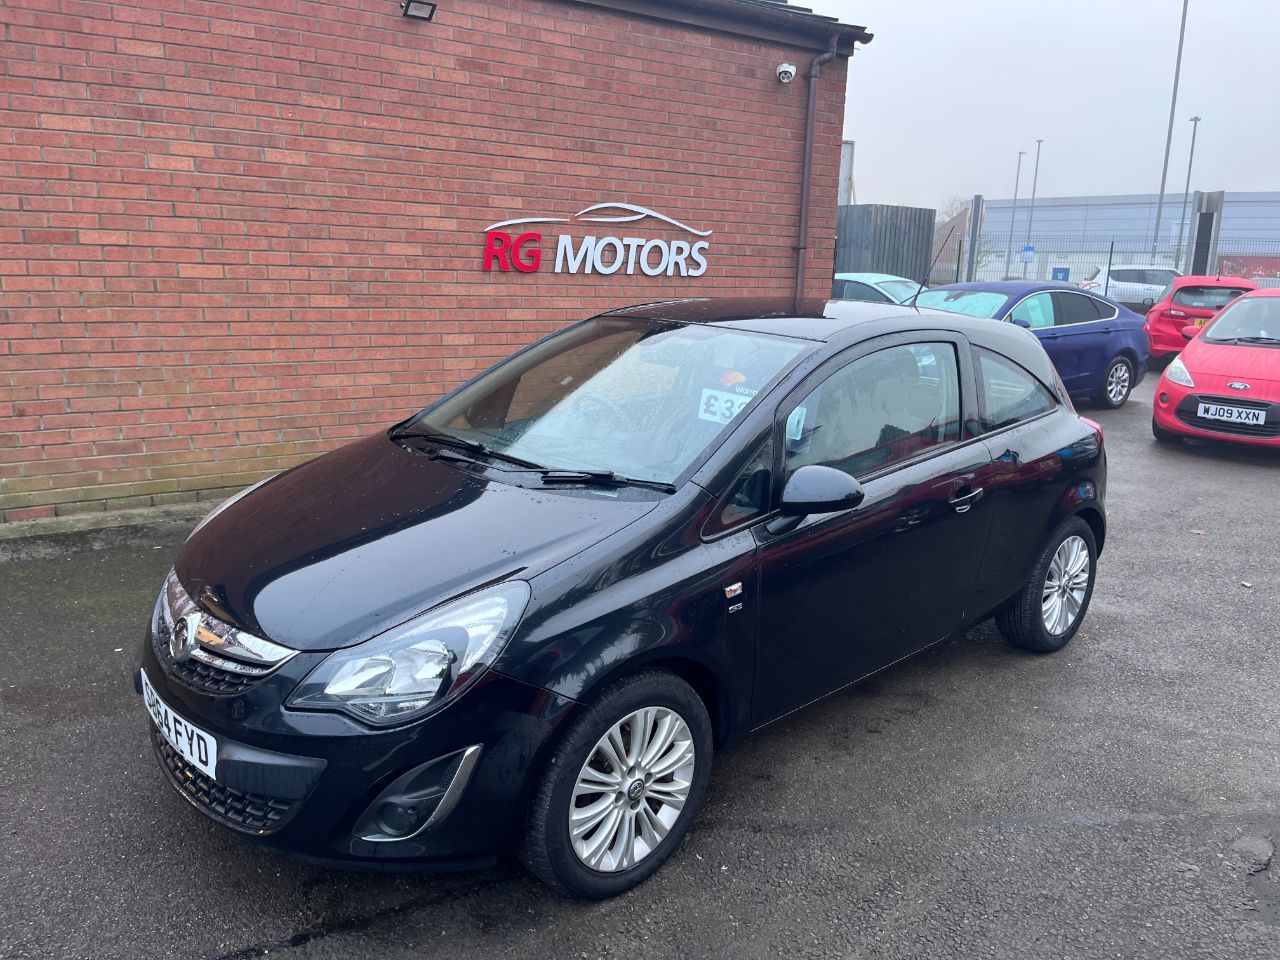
[1003,150,1026,278]
[1175,116,1202,269]
[1022,139,1044,278]
[1151,0,1191,261]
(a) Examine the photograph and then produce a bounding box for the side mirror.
[779,464,865,516]
[1011,317,1031,329]
[1142,297,1155,307]
[1181,325,1199,341]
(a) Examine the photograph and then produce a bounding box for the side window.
[1009,292,1056,328]
[977,349,1057,432]
[1146,269,1178,286]
[1090,296,1118,320]
[784,343,961,480]
[1111,269,1141,284]
[836,280,890,303]
[705,437,773,536]
[1052,292,1102,325]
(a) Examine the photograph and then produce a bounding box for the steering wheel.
[572,392,629,429]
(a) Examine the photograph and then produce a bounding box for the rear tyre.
[1152,417,1180,444]
[518,670,713,899]
[996,517,1097,654]
[1095,357,1134,409]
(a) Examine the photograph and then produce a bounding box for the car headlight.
[1166,355,1195,388]
[188,476,275,539]
[287,581,531,726]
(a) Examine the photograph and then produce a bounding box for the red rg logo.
[483,231,542,272]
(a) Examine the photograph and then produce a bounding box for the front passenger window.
[784,343,961,480]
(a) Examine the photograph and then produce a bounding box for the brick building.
[0,0,870,524]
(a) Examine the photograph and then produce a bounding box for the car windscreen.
[915,289,1009,318]
[412,318,807,485]
[1172,285,1251,310]
[1203,297,1280,344]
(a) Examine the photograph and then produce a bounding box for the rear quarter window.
[976,348,1058,433]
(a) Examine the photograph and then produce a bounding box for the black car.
[136,298,1106,898]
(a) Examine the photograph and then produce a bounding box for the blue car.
[917,281,1149,408]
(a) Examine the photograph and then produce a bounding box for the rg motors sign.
[482,202,713,278]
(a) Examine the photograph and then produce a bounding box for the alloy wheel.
[1041,535,1090,636]
[569,706,695,873]
[1106,361,1131,404]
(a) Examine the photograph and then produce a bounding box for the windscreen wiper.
[390,426,546,469]
[539,469,676,494]
[1232,336,1280,346]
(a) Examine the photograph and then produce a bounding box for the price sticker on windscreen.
[698,388,750,425]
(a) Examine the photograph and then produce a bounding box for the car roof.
[598,297,1059,388]
[1239,287,1280,298]
[832,272,918,285]
[1106,264,1182,271]
[924,280,1080,295]
[600,296,998,342]
[1172,275,1257,286]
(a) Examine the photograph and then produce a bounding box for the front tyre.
[996,517,1098,654]
[518,671,713,899]
[1096,356,1134,409]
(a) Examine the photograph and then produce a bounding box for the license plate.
[1197,402,1265,425]
[140,669,218,779]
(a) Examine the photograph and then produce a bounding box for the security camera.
[776,62,797,84]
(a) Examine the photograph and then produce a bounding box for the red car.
[1153,288,1280,447]
[1144,275,1257,359]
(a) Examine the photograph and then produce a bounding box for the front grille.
[153,615,265,696]
[152,570,296,696]
[153,729,297,834]
[1176,394,1280,438]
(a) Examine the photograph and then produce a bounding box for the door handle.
[948,487,985,514]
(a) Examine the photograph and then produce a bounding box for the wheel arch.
[1074,504,1106,555]
[573,654,736,748]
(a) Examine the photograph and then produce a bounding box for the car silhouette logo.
[1227,381,1250,390]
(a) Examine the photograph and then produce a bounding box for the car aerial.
[916,281,1150,409]
[1144,275,1257,359]
[1152,288,1280,446]
[1081,264,1182,312]
[832,271,924,304]
[136,297,1107,899]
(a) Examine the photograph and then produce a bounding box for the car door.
[1105,268,1142,307]
[750,334,994,725]
[1008,292,1079,386]
[1050,291,1116,396]
[965,347,1081,616]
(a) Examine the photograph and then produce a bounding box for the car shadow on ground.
[130,620,1033,959]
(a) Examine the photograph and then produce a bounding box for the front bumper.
[136,622,578,868]
[1153,380,1280,447]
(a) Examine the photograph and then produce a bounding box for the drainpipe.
[795,32,840,310]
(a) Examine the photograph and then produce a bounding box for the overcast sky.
[801,0,1280,211]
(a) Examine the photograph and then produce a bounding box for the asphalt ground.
[2,376,1278,960]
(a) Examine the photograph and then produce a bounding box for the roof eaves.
[558,0,873,54]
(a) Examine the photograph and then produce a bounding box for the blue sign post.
[1051,266,1070,282]
[1019,244,1035,264]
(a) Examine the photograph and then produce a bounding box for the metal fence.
[964,233,1280,293]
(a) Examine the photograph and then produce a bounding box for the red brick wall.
[0,0,849,522]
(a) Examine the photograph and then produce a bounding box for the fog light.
[400,1,436,20]
[1159,392,1169,404]
[377,800,425,837]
